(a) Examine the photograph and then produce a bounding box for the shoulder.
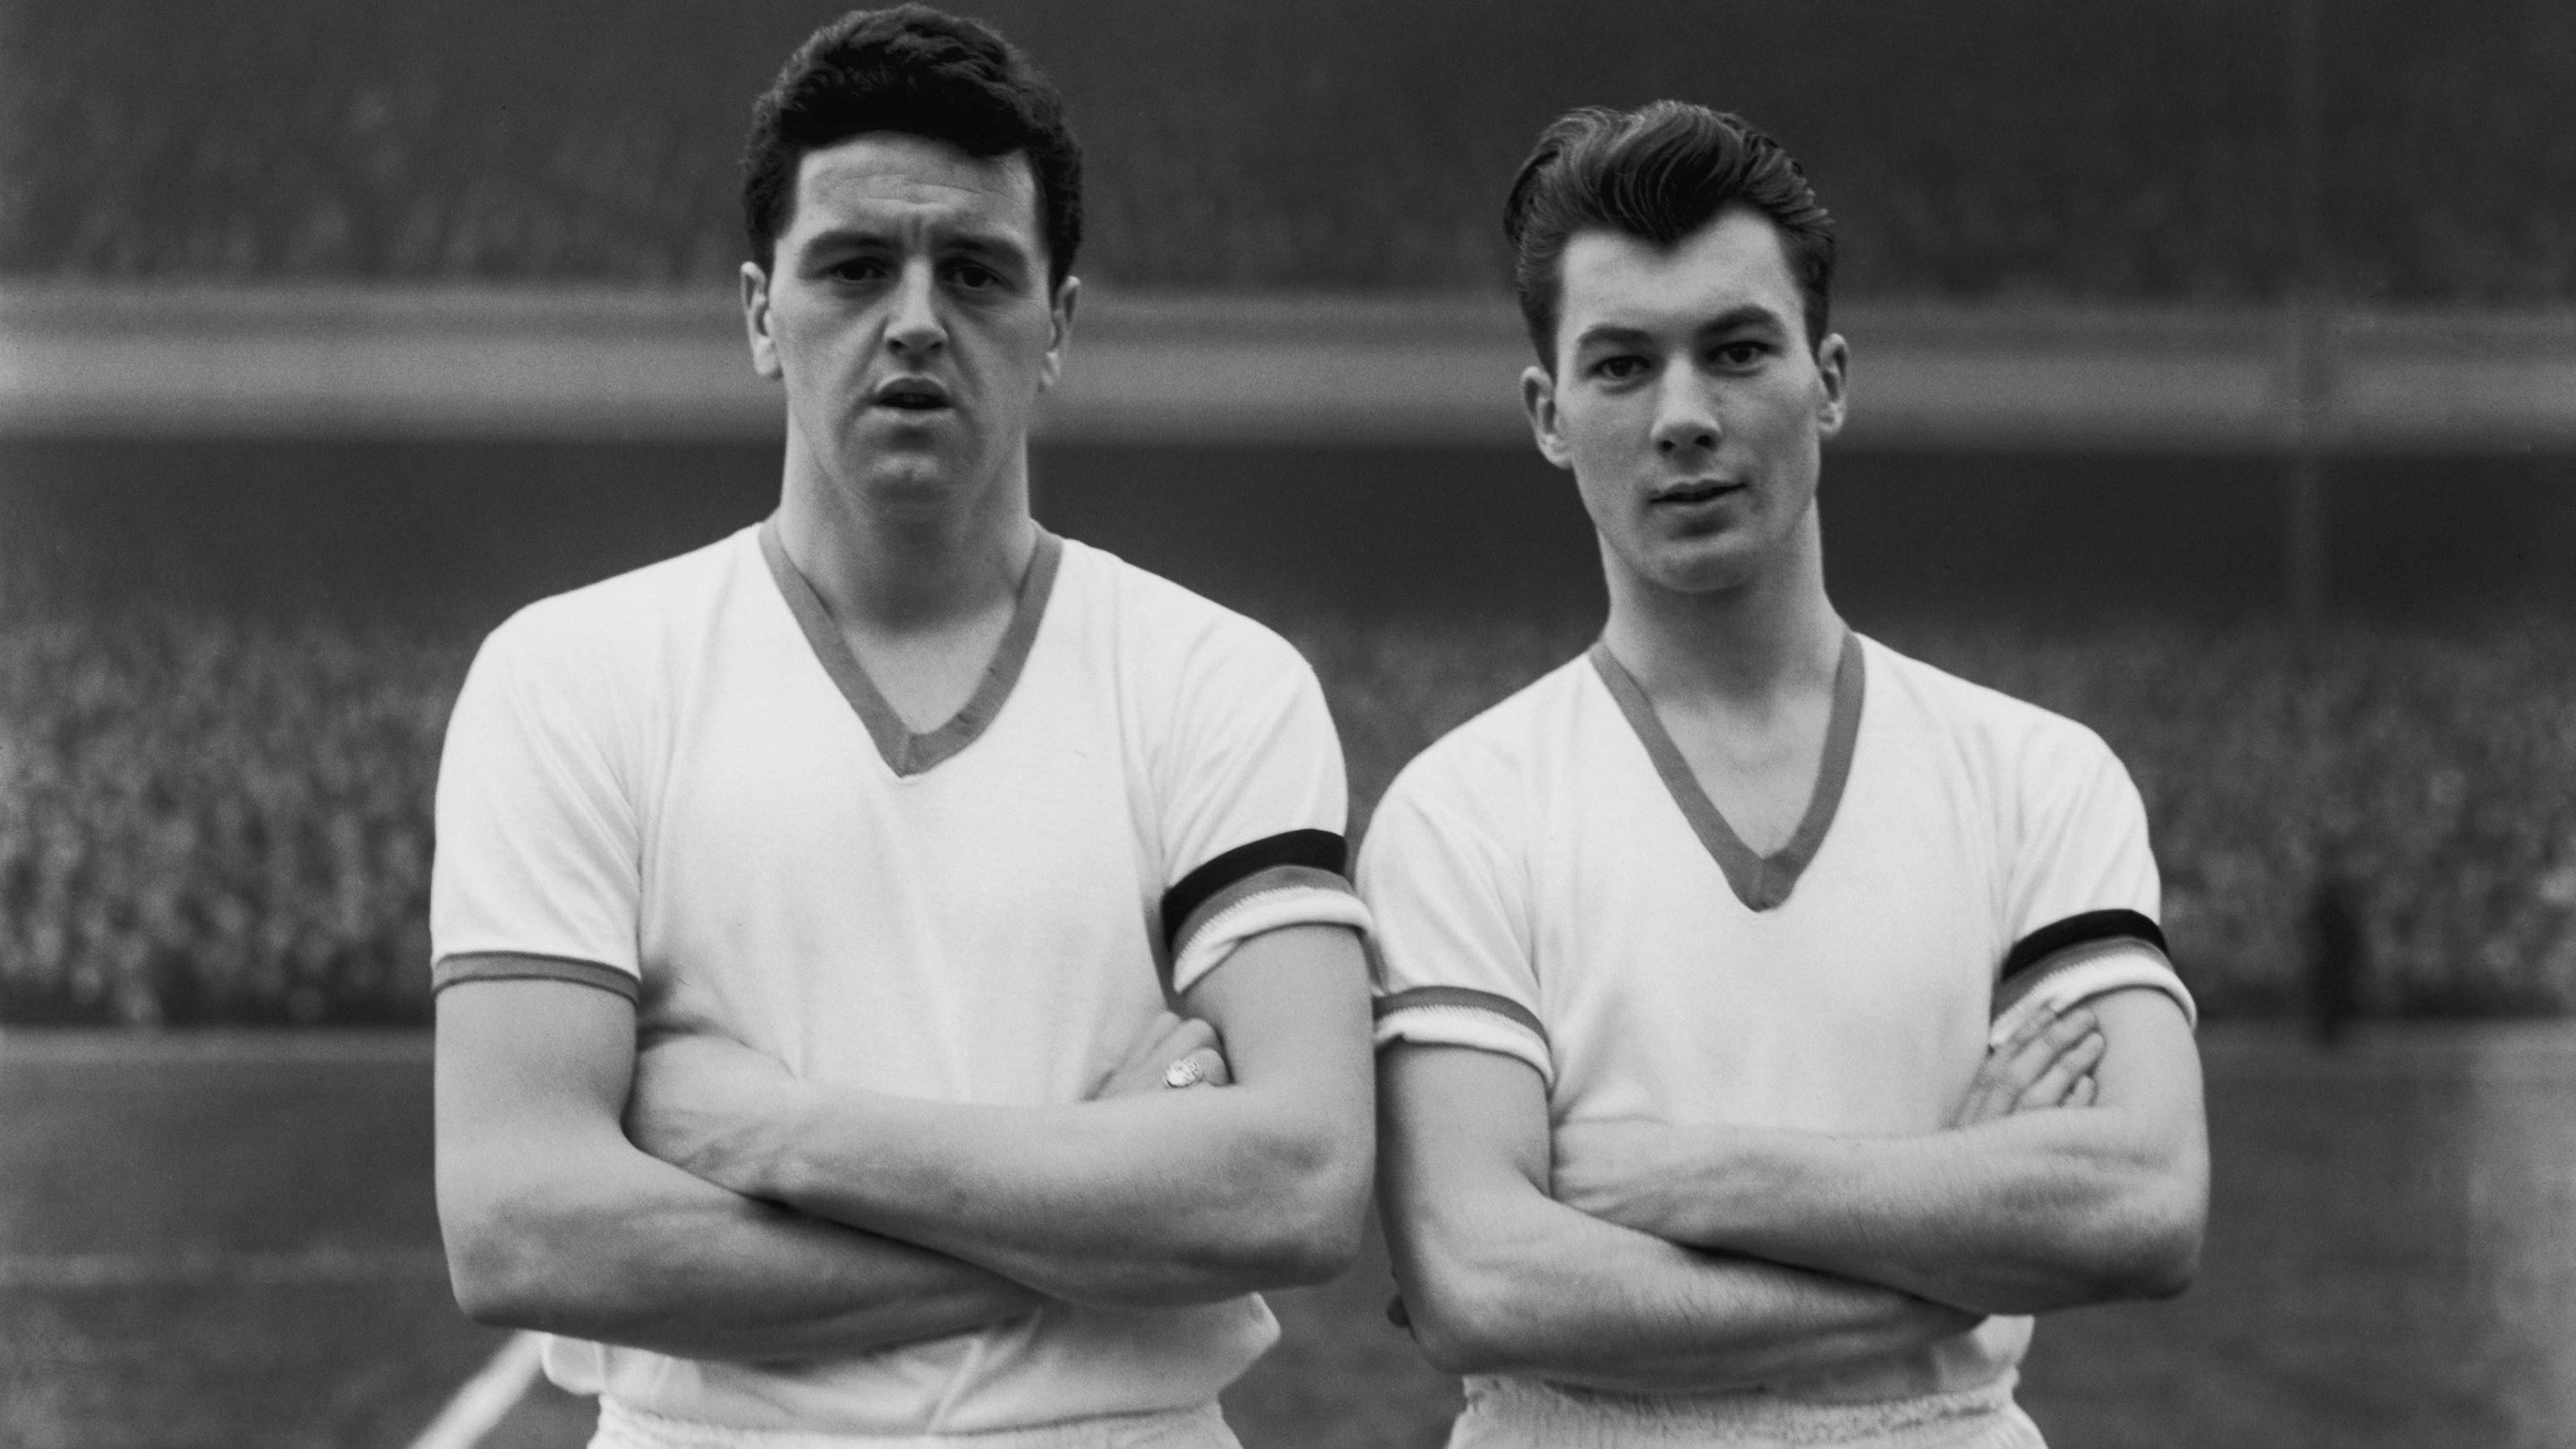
[457,529,755,738]
[474,530,752,681]
[480,529,751,669]
[1061,536,1318,694]
[1370,652,1598,845]
[1860,634,2128,788]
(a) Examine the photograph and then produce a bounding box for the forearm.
[646,927,1376,1309]
[435,977,1043,1363]
[1563,992,2207,1315]
[724,1084,1365,1308]
[442,1131,1046,1360]
[1390,1183,1977,1394]
[1651,1113,2200,1313]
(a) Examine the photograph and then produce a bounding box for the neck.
[773,430,1039,631]
[1599,510,1843,708]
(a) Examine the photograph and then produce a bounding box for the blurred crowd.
[0,612,465,1024]
[3,606,2570,1024]
[3,0,2571,301]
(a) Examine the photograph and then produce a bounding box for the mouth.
[1650,479,1744,505]
[870,377,953,412]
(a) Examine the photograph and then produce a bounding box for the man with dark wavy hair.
[1365,101,2209,1446]
[428,9,1374,1445]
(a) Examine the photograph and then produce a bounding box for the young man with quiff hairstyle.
[1366,102,2208,1448]
[428,10,1374,1446]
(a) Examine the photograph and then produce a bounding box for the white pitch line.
[405,1330,546,1449]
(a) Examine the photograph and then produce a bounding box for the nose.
[1651,371,1719,457]
[885,258,945,360]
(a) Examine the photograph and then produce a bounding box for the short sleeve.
[1989,728,2194,1045]
[1359,767,1552,1088]
[428,614,643,1000]
[1156,625,1368,996]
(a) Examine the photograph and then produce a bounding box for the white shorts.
[1445,1376,2046,1449]
[589,1398,1242,1449]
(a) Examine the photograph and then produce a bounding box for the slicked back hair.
[742,4,1083,290]
[1504,101,1835,371]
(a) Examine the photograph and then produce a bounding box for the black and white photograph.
[2,3,2572,1446]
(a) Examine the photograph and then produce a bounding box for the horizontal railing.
[4,284,2572,451]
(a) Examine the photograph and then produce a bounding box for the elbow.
[443,1214,555,1328]
[1255,1191,1368,1290]
[2105,1191,2204,1301]
[1215,1117,1374,1292]
[2071,1166,2207,1306]
[437,1180,614,1333]
[1401,1267,1530,1377]
[1385,1230,1546,1377]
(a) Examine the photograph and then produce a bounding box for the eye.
[948,261,1004,292]
[1590,354,1649,382]
[823,256,887,284]
[1710,340,1769,369]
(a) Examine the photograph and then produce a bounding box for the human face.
[742,131,1074,521]
[1522,207,1847,598]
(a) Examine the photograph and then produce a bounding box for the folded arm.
[434,974,1046,1361]
[1554,989,2207,1317]
[1377,1043,1981,1394]
[629,923,1376,1310]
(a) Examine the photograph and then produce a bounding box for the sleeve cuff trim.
[1373,1003,1554,1086]
[1375,986,1550,1046]
[1990,943,2198,1046]
[431,953,640,1001]
[1169,887,1372,996]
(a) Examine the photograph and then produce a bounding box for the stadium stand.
[3,0,2572,301]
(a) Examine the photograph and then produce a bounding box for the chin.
[1636,543,1765,597]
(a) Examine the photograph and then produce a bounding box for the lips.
[871,377,953,411]
[1650,479,1743,504]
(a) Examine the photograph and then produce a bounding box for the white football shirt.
[432,521,1367,1436]
[1365,631,2192,1419]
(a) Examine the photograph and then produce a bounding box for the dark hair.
[1504,102,1835,369]
[741,4,1083,290]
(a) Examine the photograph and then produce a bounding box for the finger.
[1965,1007,2091,1121]
[2016,1030,2107,1110]
[1162,1045,1230,1089]
[2000,1007,2097,1086]
[2070,1072,2100,1107]
[1996,1000,2068,1058]
[1956,1066,2012,1126]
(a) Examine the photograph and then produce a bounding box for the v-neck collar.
[758,518,1063,778]
[1589,630,1866,912]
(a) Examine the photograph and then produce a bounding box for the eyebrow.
[792,224,1038,267]
[1571,303,1789,352]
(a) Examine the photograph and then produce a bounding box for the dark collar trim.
[758,519,1063,778]
[1588,630,1866,912]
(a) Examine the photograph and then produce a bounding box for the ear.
[741,261,781,380]
[1813,332,1849,440]
[1038,274,1080,394]
[1521,363,1574,471]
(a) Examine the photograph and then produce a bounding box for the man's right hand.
[1089,1009,1233,1098]
[1953,1003,2106,1128]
